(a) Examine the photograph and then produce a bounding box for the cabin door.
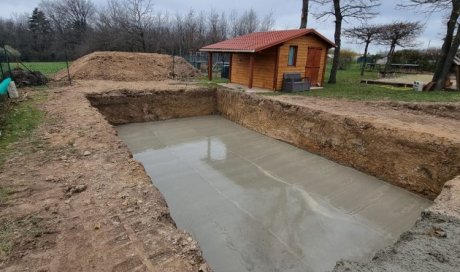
[305,47,323,86]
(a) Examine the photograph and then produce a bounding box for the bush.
[392,48,441,72]
[339,49,358,70]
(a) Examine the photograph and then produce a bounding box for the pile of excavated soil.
[55,51,199,81]
[10,68,48,87]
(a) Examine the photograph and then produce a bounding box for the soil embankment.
[217,90,460,199]
[55,51,199,81]
[365,100,460,120]
[87,88,217,125]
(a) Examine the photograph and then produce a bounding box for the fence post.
[5,48,12,81]
[172,55,175,80]
[64,43,72,85]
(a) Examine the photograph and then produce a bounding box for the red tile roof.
[200,29,335,53]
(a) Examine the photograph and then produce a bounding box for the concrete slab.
[117,116,432,272]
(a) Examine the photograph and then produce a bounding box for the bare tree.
[0,5,274,60]
[312,0,380,83]
[401,0,460,90]
[377,21,423,74]
[106,0,153,52]
[300,0,309,28]
[344,24,381,75]
[40,0,95,35]
[229,9,274,37]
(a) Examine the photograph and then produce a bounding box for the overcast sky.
[0,0,446,53]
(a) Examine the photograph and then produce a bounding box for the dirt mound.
[55,51,199,81]
[9,68,48,87]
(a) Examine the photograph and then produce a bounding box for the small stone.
[75,184,87,192]
[94,223,101,230]
[434,230,447,238]
[83,151,91,156]
[126,208,134,213]
[65,184,87,197]
[64,199,71,204]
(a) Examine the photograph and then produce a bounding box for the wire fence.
[0,48,12,81]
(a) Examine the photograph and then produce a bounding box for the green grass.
[11,62,69,77]
[0,221,13,255]
[265,64,460,102]
[0,186,8,204]
[0,90,46,166]
[198,75,230,88]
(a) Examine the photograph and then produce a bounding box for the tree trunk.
[328,0,342,84]
[432,2,460,83]
[300,0,309,29]
[360,41,370,76]
[383,43,396,77]
[434,26,460,90]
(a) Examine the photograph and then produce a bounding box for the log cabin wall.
[275,35,329,90]
[230,34,329,90]
[230,53,250,86]
[230,47,277,90]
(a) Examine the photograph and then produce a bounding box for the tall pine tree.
[28,8,52,57]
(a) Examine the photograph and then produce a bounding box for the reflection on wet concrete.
[117,116,432,272]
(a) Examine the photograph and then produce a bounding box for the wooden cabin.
[200,29,335,90]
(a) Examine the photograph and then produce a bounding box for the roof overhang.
[200,29,336,54]
[199,48,256,53]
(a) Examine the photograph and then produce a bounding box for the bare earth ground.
[0,80,210,272]
[269,95,460,142]
[0,79,459,271]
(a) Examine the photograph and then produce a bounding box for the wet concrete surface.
[117,115,432,272]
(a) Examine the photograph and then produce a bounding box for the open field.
[11,62,69,78]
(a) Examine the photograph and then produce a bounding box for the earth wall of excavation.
[87,86,460,271]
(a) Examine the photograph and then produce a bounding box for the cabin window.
[288,46,298,66]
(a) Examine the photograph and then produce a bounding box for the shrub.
[339,49,358,70]
[392,48,441,72]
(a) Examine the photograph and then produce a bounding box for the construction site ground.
[0,79,459,271]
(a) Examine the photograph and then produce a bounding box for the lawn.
[10,62,69,78]
[0,89,46,166]
[268,64,460,102]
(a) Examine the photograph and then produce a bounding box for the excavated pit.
[87,87,460,271]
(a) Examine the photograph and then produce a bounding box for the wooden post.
[273,46,280,90]
[229,54,233,82]
[321,49,328,86]
[248,54,255,89]
[208,52,213,81]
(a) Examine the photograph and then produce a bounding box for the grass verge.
[0,221,13,256]
[11,62,69,78]
[0,89,46,166]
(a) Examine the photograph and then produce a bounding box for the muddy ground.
[0,79,459,271]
